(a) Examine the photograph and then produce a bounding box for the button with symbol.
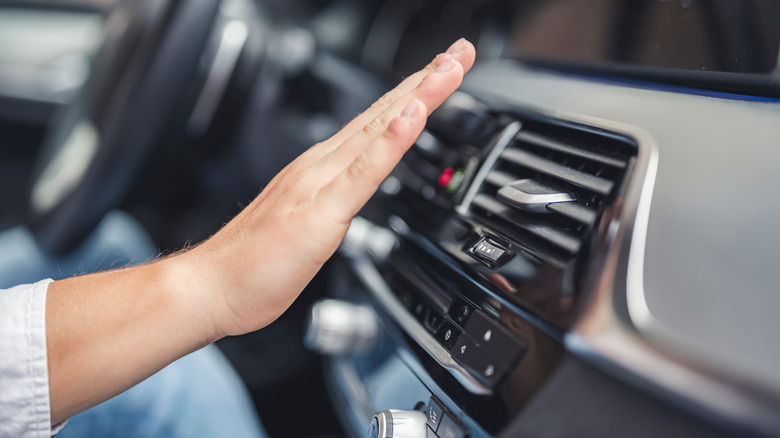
[448,300,473,328]
[464,310,526,366]
[471,238,506,265]
[450,335,508,388]
[425,397,445,432]
[451,336,477,362]
[435,321,460,349]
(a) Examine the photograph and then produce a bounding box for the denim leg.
[56,344,267,438]
[0,211,158,288]
[0,212,266,438]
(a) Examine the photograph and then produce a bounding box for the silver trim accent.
[341,216,397,263]
[350,257,493,396]
[462,67,780,434]
[455,121,521,216]
[371,410,428,438]
[187,18,248,137]
[304,299,380,355]
[496,179,574,212]
[557,116,780,432]
[372,410,391,438]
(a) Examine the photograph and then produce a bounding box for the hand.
[45,40,475,423]
[176,38,476,337]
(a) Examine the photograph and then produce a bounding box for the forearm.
[46,256,217,424]
[42,38,475,426]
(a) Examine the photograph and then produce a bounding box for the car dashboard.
[312,63,780,437]
[2,0,780,437]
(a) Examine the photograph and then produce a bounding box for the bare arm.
[46,39,476,424]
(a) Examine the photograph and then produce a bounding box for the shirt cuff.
[0,279,58,437]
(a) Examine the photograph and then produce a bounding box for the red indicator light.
[439,167,454,187]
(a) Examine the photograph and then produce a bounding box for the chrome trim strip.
[350,257,493,396]
[456,121,521,216]
[187,18,248,137]
[568,119,780,433]
[551,116,780,433]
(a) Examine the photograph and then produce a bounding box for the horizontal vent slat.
[472,194,582,254]
[546,202,598,227]
[484,170,516,188]
[516,131,628,169]
[500,148,614,196]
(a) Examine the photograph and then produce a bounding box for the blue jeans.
[0,212,266,438]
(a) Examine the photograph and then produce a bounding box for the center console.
[306,78,642,437]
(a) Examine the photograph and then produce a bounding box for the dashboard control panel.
[390,265,529,390]
[322,89,641,437]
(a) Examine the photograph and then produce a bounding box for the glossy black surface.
[351,94,642,434]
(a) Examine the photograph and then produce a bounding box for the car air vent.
[469,120,636,260]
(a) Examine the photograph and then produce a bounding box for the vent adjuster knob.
[497,179,574,213]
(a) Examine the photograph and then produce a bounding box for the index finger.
[322,38,476,150]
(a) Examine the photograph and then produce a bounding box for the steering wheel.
[27,0,265,254]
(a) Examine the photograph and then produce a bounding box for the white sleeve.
[0,279,57,438]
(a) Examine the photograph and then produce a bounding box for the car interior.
[1,0,780,437]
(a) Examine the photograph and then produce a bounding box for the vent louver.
[470,121,636,259]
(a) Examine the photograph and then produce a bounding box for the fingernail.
[435,57,457,74]
[401,99,420,118]
[445,38,467,55]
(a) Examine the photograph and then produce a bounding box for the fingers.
[320,56,465,171]
[316,99,427,223]
[447,37,475,73]
[322,38,476,150]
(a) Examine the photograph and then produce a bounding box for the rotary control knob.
[426,91,497,146]
[368,410,428,438]
[304,299,379,355]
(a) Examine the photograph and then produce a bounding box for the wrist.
[154,251,225,343]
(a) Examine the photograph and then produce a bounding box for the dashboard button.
[435,321,460,350]
[451,335,476,359]
[450,336,506,387]
[425,309,444,333]
[425,397,445,432]
[464,310,526,365]
[449,300,472,328]
[471,238,505,264]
